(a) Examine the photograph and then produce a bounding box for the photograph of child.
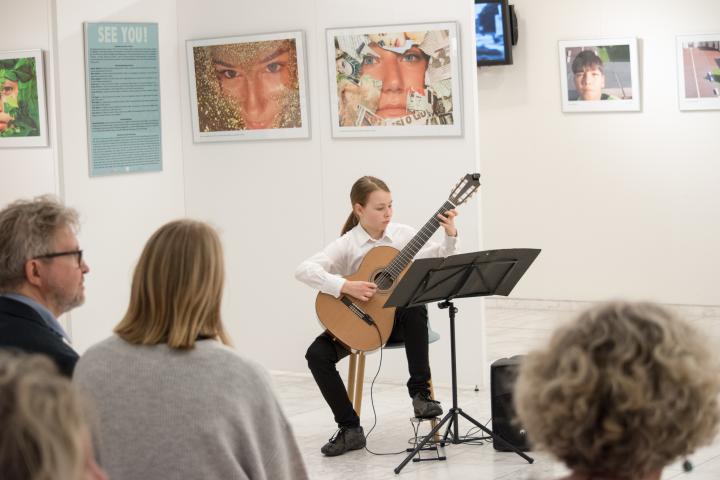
[558,39,639,113]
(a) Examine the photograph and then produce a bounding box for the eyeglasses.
[35,250,84,267]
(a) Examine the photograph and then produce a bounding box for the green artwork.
[0,56,40,137]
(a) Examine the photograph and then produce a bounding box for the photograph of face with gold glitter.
[188,32,308,140]
[329,25,458,133]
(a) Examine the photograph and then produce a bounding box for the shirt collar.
[351,223,394,245]
[0,293,70,341]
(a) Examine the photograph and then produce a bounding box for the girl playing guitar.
[295,175,459,457]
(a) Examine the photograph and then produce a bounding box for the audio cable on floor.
[363,323,409,456]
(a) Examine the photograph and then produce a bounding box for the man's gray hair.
[0,196,79,292]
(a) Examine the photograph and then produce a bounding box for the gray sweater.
[74,335,308,480]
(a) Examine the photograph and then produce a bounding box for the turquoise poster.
[85,23,162,176]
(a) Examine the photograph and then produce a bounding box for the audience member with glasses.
[0,195,90,377]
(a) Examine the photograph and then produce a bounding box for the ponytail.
[341,212,358,235]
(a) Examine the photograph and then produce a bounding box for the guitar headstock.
[448,173,481,206]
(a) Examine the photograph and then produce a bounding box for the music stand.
[386,248,540,474]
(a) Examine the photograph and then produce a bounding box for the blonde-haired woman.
[514,301,720,480]
[0,352,107,480]
[74,220,307,480]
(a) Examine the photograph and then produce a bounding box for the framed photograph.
[0,50,48,147]
[326,22,462,138]
[558,38,640,113]
[677,34,720,111]
[187,31,309,142]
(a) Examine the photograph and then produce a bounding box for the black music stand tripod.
[386,249,541,474]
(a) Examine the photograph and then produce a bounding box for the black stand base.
[394,407,533,474]
[406,417,446,463]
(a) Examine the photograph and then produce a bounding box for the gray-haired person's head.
[0,195,79,292]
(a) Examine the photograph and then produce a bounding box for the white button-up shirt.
[295,222,458,298]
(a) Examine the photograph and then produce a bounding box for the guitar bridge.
[340,296,375,325]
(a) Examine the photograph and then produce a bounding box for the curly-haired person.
[514,301,720,480]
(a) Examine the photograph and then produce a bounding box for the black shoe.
[320,426,366,456]
[412,392,443,418]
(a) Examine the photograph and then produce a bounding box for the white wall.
[8,0,717,389]
[3,1,186,349]
[51,0,186,349]
[0,0,58,204]
[177,0,485,386]
[478,0,720,306]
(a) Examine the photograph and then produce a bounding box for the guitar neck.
[385,200,456,277]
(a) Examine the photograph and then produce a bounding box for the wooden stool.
[346,324,441,441]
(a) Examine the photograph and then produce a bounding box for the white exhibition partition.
[2,0,719,389]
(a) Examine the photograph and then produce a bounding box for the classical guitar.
[315,173,481,352]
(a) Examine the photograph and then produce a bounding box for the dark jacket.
[0,296,79,377]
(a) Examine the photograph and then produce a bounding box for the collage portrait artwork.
[327,23,462,137]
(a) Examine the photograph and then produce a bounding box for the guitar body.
[315,246,409,352]
[313,173,481,352]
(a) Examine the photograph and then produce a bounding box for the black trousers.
[305,305,431,429]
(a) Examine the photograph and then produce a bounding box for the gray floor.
[273,303,720,479]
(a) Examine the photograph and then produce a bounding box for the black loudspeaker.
[490,355,530,451]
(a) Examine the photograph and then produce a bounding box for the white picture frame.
[186,31,309,142]
[558,38,640,113]
[676,34,720,111]
[326,22,462,138]
[0,49,48,147]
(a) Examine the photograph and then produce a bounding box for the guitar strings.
[392,202,451,262]
[384,201,455,279]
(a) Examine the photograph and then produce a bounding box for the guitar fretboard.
[384,200,456,279]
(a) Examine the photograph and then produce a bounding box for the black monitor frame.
[474,0,514,67]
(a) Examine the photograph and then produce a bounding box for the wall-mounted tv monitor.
[474,0,514,66]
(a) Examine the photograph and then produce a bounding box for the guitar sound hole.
[373,271,395,290]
